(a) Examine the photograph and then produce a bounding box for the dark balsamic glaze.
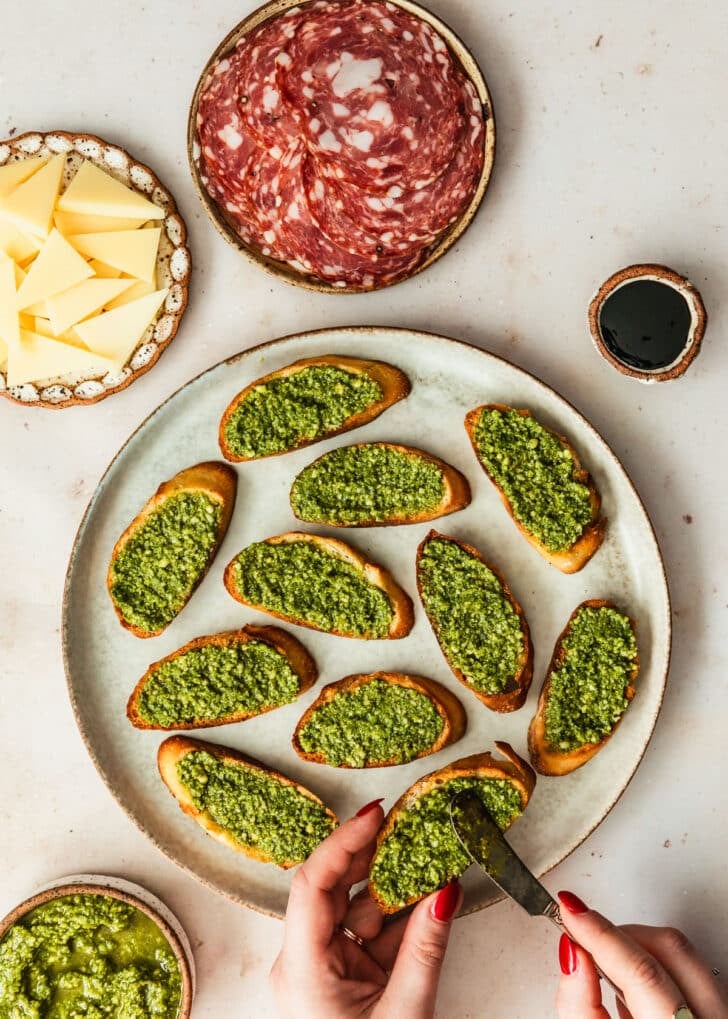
[598,280,693,371]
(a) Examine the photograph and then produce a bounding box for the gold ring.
[338,925,366,948]
[673,1007,696,1019]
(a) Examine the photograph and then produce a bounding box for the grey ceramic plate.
[63,327,671,917]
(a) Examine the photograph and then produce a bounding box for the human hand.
[270,799,463,1019]
[555,890,728,1018]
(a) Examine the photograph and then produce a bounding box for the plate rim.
[61,325,672,917]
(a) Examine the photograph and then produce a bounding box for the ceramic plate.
[63,327,671,917]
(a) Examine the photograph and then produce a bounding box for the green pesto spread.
[109,492,221,633]
[298,678,444,767]
[0,893,181,1018]
[290,444,446,525]
[472,408,593,552]
[136,639,301,727]
[176,750,336,865]
[418,538,524,695]
[223,365,383,458]
[229,540,394,638]
[370,778,523,908]
[544,605,637,752]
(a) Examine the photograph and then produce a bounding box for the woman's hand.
[555,890,728,1018]
[270,799,462,1019]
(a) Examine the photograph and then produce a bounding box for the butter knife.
[449,788,625,1006]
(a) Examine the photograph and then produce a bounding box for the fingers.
[377,881,463,1019]
[342,887,387,943]
[557,892,684,1017]
[555,934,611,1019]
[284,802,384,957]
[621,924,728,1018]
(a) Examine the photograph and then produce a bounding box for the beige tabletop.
[2,1,727,1016]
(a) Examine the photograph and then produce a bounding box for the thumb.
[378,881,462,1019]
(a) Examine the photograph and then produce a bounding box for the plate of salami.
[188,0,495,292]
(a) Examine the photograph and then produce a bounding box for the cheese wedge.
[7,329,116,387]
[68,228,160,282]
[13,263,26,288]
[30,317,56,338]
[74,288,167,369]
[16,229,94,311]
[88,259,122,278]
[103,278,155,310]
[0,153,65,238]
[0,219,41,264]
[46,277,135,335]
[57,161,164,221]
[0,155,49,199]
[0,253,20,349]
[54,210,147,235]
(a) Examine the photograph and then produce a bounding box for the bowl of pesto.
[0,875,193,1018]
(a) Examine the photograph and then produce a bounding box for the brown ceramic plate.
[187,0,496,293]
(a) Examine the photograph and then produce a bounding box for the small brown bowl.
[187,0,496,294]
[588,263,707,383]
[0,874,194,1017]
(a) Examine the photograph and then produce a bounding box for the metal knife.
[449,789,625,1006]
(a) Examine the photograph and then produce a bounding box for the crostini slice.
[224,532,414,639]
[127,625,317,730]
[528,599,639,776]
[289,442,471,527]
[219,354,410,461]
[158,735,338,868]
[464,405,606,574]
[416,531,533,712]
[107,461,237,638]
[292,671,466,768]
[369,743,535,913]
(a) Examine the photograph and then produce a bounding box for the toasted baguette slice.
[107,462,237,638]
[219,355,410,462]
[290,442,471,527]
[127,624,317,730]
[416,531,533,712]
[158,735,338,868]
[464,405,606,573]
[224,531,414,639]
[292,671,466,767]
[528,599,639,776]
[369,743,536,913]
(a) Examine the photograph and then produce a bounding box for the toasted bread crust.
[223,531,414,639]
[107,461,237,638]
[416,530,533,712]
[527,599,639,776]
[219,355,411,462]
[290,443,471,527]
[464,405,606,574]
[291,671,466,767]
[127,624,317,730]
[157,735,338,869]
[369,742,536,913]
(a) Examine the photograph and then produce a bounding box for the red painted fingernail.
[356,798,384,817]
[432,880,460,922]
[558,890,588,915]
[559,933,578,975]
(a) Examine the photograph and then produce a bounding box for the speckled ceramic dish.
[187,0,495,294]
[0,874,195,1016]
[0,131,191,408]
[63,327,670,917]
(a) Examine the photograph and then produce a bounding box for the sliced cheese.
[22,299,48,317]
[0,336,7,368]
[103,278,155,310]
[88,259,122,278]
[0,253,20,348]
[46,277,135,335]
[67,228,160,282]
[57,161,164,220]
[16,228,94,310]
[7,329,116,387]
[54,209,147,235]
[13,263,26,288]
[0,153,65,238]
[30,316,56,338]
[74,288,167,369]
[0,218,41,264]
[0,155,48,198]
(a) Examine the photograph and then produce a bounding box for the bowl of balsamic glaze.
[588,263,707,382]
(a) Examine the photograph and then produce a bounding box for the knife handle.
[544,902,626,1007]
